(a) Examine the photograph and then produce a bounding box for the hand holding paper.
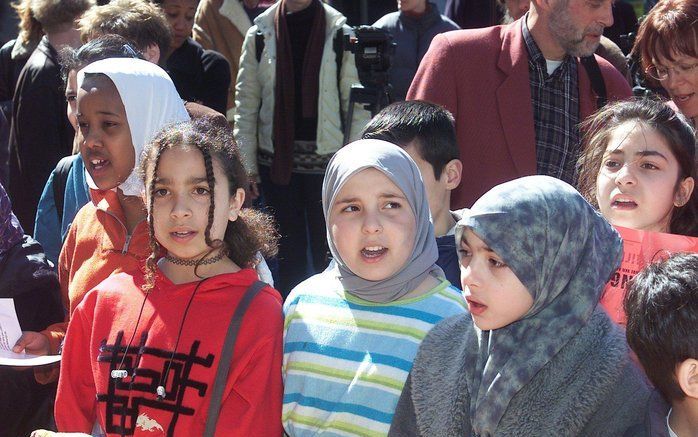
[0,298,60,366]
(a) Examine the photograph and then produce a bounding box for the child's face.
[150,146,244,260]
[595,121,693,233]
[330,168,416,281]
[161,0,198,49]
[460,228,533,331]
[77,75,135,191]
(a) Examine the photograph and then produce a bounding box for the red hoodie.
[56,267,283,436]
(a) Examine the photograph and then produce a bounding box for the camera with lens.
[342,25,395,89]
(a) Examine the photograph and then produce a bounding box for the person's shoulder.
[0,235,57,297]
[201,48,230,71]
[373,11,400,28]
[438,14,460,31]
[71,198,99,227]
[283,270,339,310]
[252,280,283,311]
[412,313,475,372]
[0,39,14,60]
[593,53,632,97]
[184,101,228,125]
[77,271,143,312]
[428,23,507,54]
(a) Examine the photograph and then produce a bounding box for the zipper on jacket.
[98,208,144,254]
[122,233,133,254]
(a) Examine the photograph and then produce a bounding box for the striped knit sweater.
[282,268,468,436]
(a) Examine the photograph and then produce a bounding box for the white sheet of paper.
[0,349,61,366]
[0,298,61,366]
[0,298,22,350]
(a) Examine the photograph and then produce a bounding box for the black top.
[286,1,320,142]
[165,38,231,115]
[0,39,31,102]
[8,36,74,232]
[1,38,34,187]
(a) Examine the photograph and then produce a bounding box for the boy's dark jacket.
[389,310,651,436]
[624,390,671,437]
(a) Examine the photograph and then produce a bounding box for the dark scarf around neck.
[272,0,325,185]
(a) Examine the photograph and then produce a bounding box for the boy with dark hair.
[361,100,463,287]
[624,253,698,437]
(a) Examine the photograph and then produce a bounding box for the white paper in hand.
[0,298,61,366]
[0,298,22,350]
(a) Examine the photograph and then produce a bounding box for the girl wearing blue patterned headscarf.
[390,176,651,437]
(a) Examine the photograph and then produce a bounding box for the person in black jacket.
[0,0,43,187]
[156,0,231,114]
[7,0,93,232]
[0,182,63,436]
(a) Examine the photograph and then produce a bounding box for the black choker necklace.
[164,250,227,266]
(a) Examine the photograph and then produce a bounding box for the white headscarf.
[77,58,190,196]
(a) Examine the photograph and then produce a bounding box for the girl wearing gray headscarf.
[389,175,651,436]
[282,139,467,436]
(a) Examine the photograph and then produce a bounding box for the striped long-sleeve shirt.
[282,269,468,436]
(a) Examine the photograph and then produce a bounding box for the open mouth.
[611,199,637,209]
[171,230,196,241]
[90,158,110,171]
[674,93,695,103]
[360,246,387,260]
[466,297,487,315]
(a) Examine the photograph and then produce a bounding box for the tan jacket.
[193,0,252,120]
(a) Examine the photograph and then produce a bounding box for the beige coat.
[193,0,252,120]
[233,2,371,175]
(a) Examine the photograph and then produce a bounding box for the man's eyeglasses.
[645,62,698,81]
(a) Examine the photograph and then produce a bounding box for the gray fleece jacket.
[389,310,651,436]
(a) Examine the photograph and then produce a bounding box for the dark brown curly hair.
[139,118,279,290]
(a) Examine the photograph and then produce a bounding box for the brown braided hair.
[139,118,279,291]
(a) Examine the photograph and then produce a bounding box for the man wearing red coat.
[408,0,631,208]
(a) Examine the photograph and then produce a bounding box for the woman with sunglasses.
[634,0,698,130]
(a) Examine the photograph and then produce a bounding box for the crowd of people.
[0,0,696,435]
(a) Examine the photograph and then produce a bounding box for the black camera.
[342,25,395,89]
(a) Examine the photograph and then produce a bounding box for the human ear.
[442,159,463,190]
[228,187,245,221]
[676,358,698,399]
[674,176,694,207]
[142,44,161,64]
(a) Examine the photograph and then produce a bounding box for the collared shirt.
[522,17,581,184]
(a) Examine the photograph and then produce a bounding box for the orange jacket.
[38,189,149,381]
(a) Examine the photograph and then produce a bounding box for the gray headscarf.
[322,139,443,303]
[454,175,623,436]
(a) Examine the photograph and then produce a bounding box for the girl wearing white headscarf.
[389,176,651,436]
[13,58,190,373]
[282,139,467,436]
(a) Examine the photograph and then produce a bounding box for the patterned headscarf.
[0,183,24,254]
[77,58,190,196]
[322,139,443,303]
[454,175,623,435]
